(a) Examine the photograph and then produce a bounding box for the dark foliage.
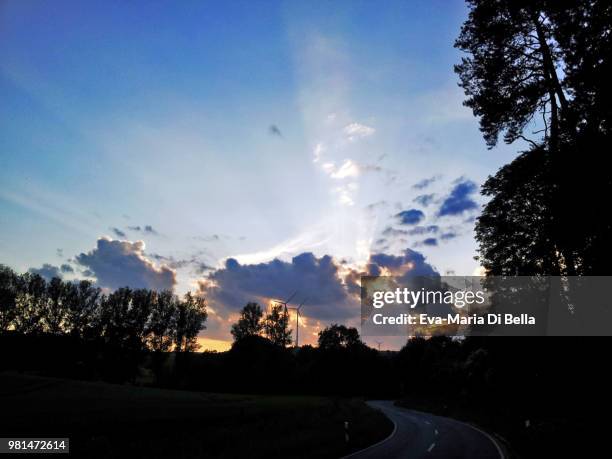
[457,0,612,276]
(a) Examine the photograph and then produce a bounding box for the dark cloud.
[407,225,439,236]
[127,225,159,235]
[75,238,176,291]
[421,237,438,246]
[440,232,458,241]
[56,248,64,258]
[369,249,438,277]
[382,227,409,237]
[413,175,441,190]
[111,227,126,238]
[28,264,62,281]
[60,264,74,273]
[201,253,354,321]
[413,193,435,207]
[269,124,283,137]
[148,253,215,275]
[201,248,438,325]
[194,262,215,274]
[395,209,425,225]
[438,180,479,216]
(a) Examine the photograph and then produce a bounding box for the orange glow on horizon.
[197,337,232,352]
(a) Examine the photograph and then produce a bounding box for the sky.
[0,0,528,350]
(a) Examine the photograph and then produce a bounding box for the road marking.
[427,443,436,452]
[435,429,439,436]
[424,420,431,425]
[451,418,505,459]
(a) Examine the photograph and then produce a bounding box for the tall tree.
[0,265,19,332]
[147,290,176,352]
[174,292,207,352]
[230,302,263,342]
[63,280,101,338]
[318,324,362,350]
[456,0,612,276]
[455,0,570,150]
[44,277,67,334]
[263,304,292,347]
[13,272,46,334]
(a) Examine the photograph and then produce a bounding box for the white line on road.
[427,443,436,452]
[435,429,439,436]
[424,420,431,425]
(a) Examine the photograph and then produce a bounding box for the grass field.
[0,373,392,458]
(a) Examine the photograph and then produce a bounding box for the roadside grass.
[0,373,392,458]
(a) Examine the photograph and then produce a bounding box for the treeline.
[0,264,207,381]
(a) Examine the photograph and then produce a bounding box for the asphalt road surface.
[346,401,504,459]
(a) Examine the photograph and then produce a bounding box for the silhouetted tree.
[13,272,46,334]
[0,265,19,332]
[455,0,570,150]
[457,0,612,276]
[317,324,362,350]
[476,147,558,275]
[263,304,292,347]
[126,289,156,351]
[174,292,207,352]
[230,302,263,342]
[148,290,176,352]
[63,280,101,338]
[44,277,67,334]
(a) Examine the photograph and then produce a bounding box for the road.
[346,401,504,459]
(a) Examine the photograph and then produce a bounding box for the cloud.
[330,159,360,179]
[333,182,357,206]
[60,264,74,273]
[200,252,356,321]
[323,159,382,180]
[368,249,438,277]
[414,193,435,207]
[269,124,283,138]
[148,252,215,274]
[407,225,439,235]
[111,227,126,238]
[313,143,325,163]
[127,225,159,235]
[343,122,375,141]
[440,232,458,241]
[421,237,438,246]
[438,179,479,216]
[28,264,62,280]
[413,175,441,190]
[200,247,438,329]
[395,209,425,225]
[365,200,388,211]
[75,237,176,291]
[382,227,408,237]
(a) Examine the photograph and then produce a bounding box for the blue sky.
[0,0,527,349]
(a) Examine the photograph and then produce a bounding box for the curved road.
[347,401,504,459]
